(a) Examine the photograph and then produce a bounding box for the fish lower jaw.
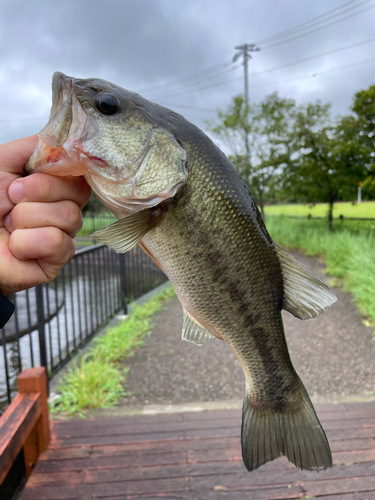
[26,137,90,176]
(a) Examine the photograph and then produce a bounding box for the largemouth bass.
[27,72,336,472]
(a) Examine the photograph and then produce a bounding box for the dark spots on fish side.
[250,324,292,409]
[237,303,248,316]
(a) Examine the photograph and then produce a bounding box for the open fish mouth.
[26,73,100,176]
[26,72,188,215]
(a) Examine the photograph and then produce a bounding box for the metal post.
[233,43,260,162]
[119,253,128,314]
[35,285,48,391]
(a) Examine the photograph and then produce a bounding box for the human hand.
[0,135,91,295]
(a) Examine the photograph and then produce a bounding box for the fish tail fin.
[241,383,332,472]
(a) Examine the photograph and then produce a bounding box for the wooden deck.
[20,402,375,499]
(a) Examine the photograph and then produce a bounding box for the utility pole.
[233,44,260,160]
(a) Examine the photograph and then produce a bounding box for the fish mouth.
[26,72,99,176]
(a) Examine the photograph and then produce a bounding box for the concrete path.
[119,252,375,407]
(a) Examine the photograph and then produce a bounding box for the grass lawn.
[264,201,375,219]
[266,216,375,326]
[78,214,116,237]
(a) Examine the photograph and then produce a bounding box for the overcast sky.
[1,0,375,145]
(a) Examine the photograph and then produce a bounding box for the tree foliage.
[283,102,366,230]
[207,87,371,230]
[206,92,296,219]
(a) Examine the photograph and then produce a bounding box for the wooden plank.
[49,407,375,438]
[23,417,45,477]
[50,419,375,448]
[0,393,41,483]
[303,474,375,496]
[50,426,241,447]
[35,450,189,472]
[99,491,304,500]
[20,478,305,500]
[307,494,375,500]
[33,437,375,474]
[18,367,50,451]
[189,470,375,495]
[328,427,375,440]
[20,402,375,500]
[39,431,375,463]
[26,460,375,488]
[50,417,241,439]
[21,476,191,499]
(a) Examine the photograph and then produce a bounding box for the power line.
[137,60,235,95]
[260,1,375,50]
[127,2,374,104]
[158,54,375,110]
[246,54,375,90]
[148,36,375,102]
[159,103,216,113]
[256,0,367,45]
[147,62,241,99]
[248,36,375,78]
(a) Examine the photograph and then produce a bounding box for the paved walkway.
[119,252,375,407]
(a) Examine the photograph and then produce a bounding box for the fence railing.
[0,243,167,412]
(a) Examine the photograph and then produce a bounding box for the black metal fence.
[0,243,167,412]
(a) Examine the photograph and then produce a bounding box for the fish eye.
[95,93,121,115]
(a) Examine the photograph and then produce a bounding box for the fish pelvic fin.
[274,242,337,320]
[182,309,215,346]
[92,208,160,253]
[241,383,332,472]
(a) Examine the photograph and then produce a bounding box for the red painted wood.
[18,367,50,450]
[0,392,41,483]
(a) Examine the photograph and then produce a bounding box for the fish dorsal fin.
[92,209,157,253]
[182,309,215,346]
[274,242,337,320]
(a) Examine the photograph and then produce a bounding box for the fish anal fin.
[92,208,160,253]
[274,241,337,320]
[182,309,216,346]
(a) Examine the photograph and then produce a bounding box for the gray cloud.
[1,0,375,144]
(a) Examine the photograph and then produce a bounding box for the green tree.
[206,92,296,220]
[349,85,375,198]
[283,102,366,230]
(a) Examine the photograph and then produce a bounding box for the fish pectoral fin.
[92,209,157,253]
[274,241,337,320]
[182,309,215,346]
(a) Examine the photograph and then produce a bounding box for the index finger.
[0,135,38,175]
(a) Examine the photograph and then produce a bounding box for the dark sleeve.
[0,293,15,329]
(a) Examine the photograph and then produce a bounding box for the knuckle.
[76,178,92,207]
[62,201,82,230]
[9,204,23,229]
[48,227,67,251]
[25,173,52,200]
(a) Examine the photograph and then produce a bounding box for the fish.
[27,72,337,472]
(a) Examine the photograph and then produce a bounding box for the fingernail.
[9,180,24,203]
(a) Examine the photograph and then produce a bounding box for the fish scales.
[141,131,295,405]
[27,72,337,472]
